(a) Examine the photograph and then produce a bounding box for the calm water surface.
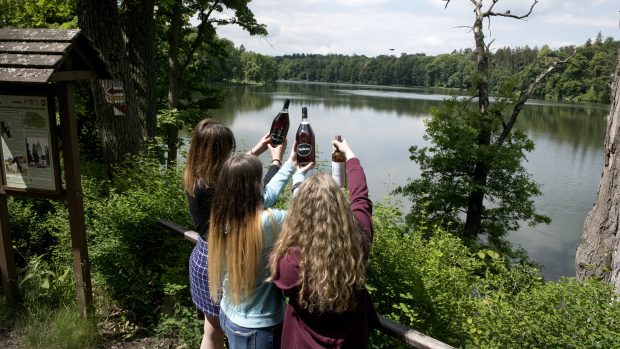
[206,81,608,281]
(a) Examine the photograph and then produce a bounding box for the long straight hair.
[270,174,367,314]
[184,119,235,195]
[208,155,264,304]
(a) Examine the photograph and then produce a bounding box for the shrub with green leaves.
[368,201,620,349]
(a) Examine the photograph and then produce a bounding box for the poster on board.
[0,94,56,191]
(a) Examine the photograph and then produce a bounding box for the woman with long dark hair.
[208,146,313,349]
[184,119,284,349]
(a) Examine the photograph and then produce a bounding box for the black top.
[186,164,281,236]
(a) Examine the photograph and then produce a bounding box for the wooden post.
[57,82,93,315]
[0,195,18,305]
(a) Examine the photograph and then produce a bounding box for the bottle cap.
[301,107,308,118]
[283,99,290,109]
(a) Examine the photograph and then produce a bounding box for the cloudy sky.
[214,0,620,57]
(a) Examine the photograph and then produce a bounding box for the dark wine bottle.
[331,135,346,187]
[295,107,315,166]
[269,99,290,146]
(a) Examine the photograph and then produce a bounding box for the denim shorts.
[220,311,282,349]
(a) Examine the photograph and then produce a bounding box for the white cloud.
[212,0,620,56]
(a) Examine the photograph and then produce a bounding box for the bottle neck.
[301,117,308,124]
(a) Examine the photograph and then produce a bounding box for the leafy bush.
[82,157,193,324]
[18,254,75,307]
[465,278,620,349]
[368,201,620,349]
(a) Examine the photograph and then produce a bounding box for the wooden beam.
[0,68,53,83]
[0,42,71,54]
[0,53,63,68]
[0,195,18,305]
[0,28,80,42]
[57,82,93,316]
[378,316,456,349]
[50,71,98,82]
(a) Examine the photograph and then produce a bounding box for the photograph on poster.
[25,137,51,168]
[1,121,12,138]
[4,155,28,176]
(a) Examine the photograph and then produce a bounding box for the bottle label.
[271,131,285,144]
[297,143,312,157]
[332,161,345,187]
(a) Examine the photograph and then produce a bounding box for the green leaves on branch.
[396,97,550,249]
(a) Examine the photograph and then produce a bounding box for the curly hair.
[208,155,264,305]
[184,119,235,195]
[270,173,367,314]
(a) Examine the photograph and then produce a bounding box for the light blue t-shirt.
[219,160,294,328]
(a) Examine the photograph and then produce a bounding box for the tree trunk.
[463,16,491,239]
[121,0,157,139]
[77,0,143,167]
[166,2,183,166]
[576,50,620,291]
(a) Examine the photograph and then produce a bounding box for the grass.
[21,304,99,349]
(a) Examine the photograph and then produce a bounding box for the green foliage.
[368,202,620,349]
[23,304,99,349]
[395,97,550,247]
[155,283,203,348]
[249,37,620,103]
[82,156,193,324]
[465,278,620,348]
[368,203,482,345]
[18,254,75,307]
[0,0,77,28]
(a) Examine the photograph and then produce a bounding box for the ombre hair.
[208,155,264,304]
[184,119,235,195]
[270,174,367,314]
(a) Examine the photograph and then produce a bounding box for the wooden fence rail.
[156,218,456,349]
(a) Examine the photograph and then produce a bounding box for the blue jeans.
[220,311,282,349]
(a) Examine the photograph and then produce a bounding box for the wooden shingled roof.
[0,28,111,84]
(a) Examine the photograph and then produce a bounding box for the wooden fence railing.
[156,218,456,349]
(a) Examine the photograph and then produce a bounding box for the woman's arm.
[333,138,373,241]
[263,160,295,208]
[347,158,373,241]
[263,142,286,189]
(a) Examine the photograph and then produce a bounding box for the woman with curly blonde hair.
[269,138,379,349]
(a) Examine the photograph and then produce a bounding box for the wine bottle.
[295,107,315,166]
[269,99,291,146]
[331,135,346,187]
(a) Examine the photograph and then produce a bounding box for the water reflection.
[205,81,607,281]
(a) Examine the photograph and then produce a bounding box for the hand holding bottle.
[249,132,271,156]
[268,139,286,167]
[332,138,356,160]
[289,140,314,174]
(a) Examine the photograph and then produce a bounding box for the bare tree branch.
[495,49,576,145]
[486,0,538,20]
[443,0,451,9]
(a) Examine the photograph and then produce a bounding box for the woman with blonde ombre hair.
[185,118,285,349]
[270,138,379,349]
[208,143,313,349]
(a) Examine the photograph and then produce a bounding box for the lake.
[206,81,609,281]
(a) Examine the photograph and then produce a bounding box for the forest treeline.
[227,32,619,104]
